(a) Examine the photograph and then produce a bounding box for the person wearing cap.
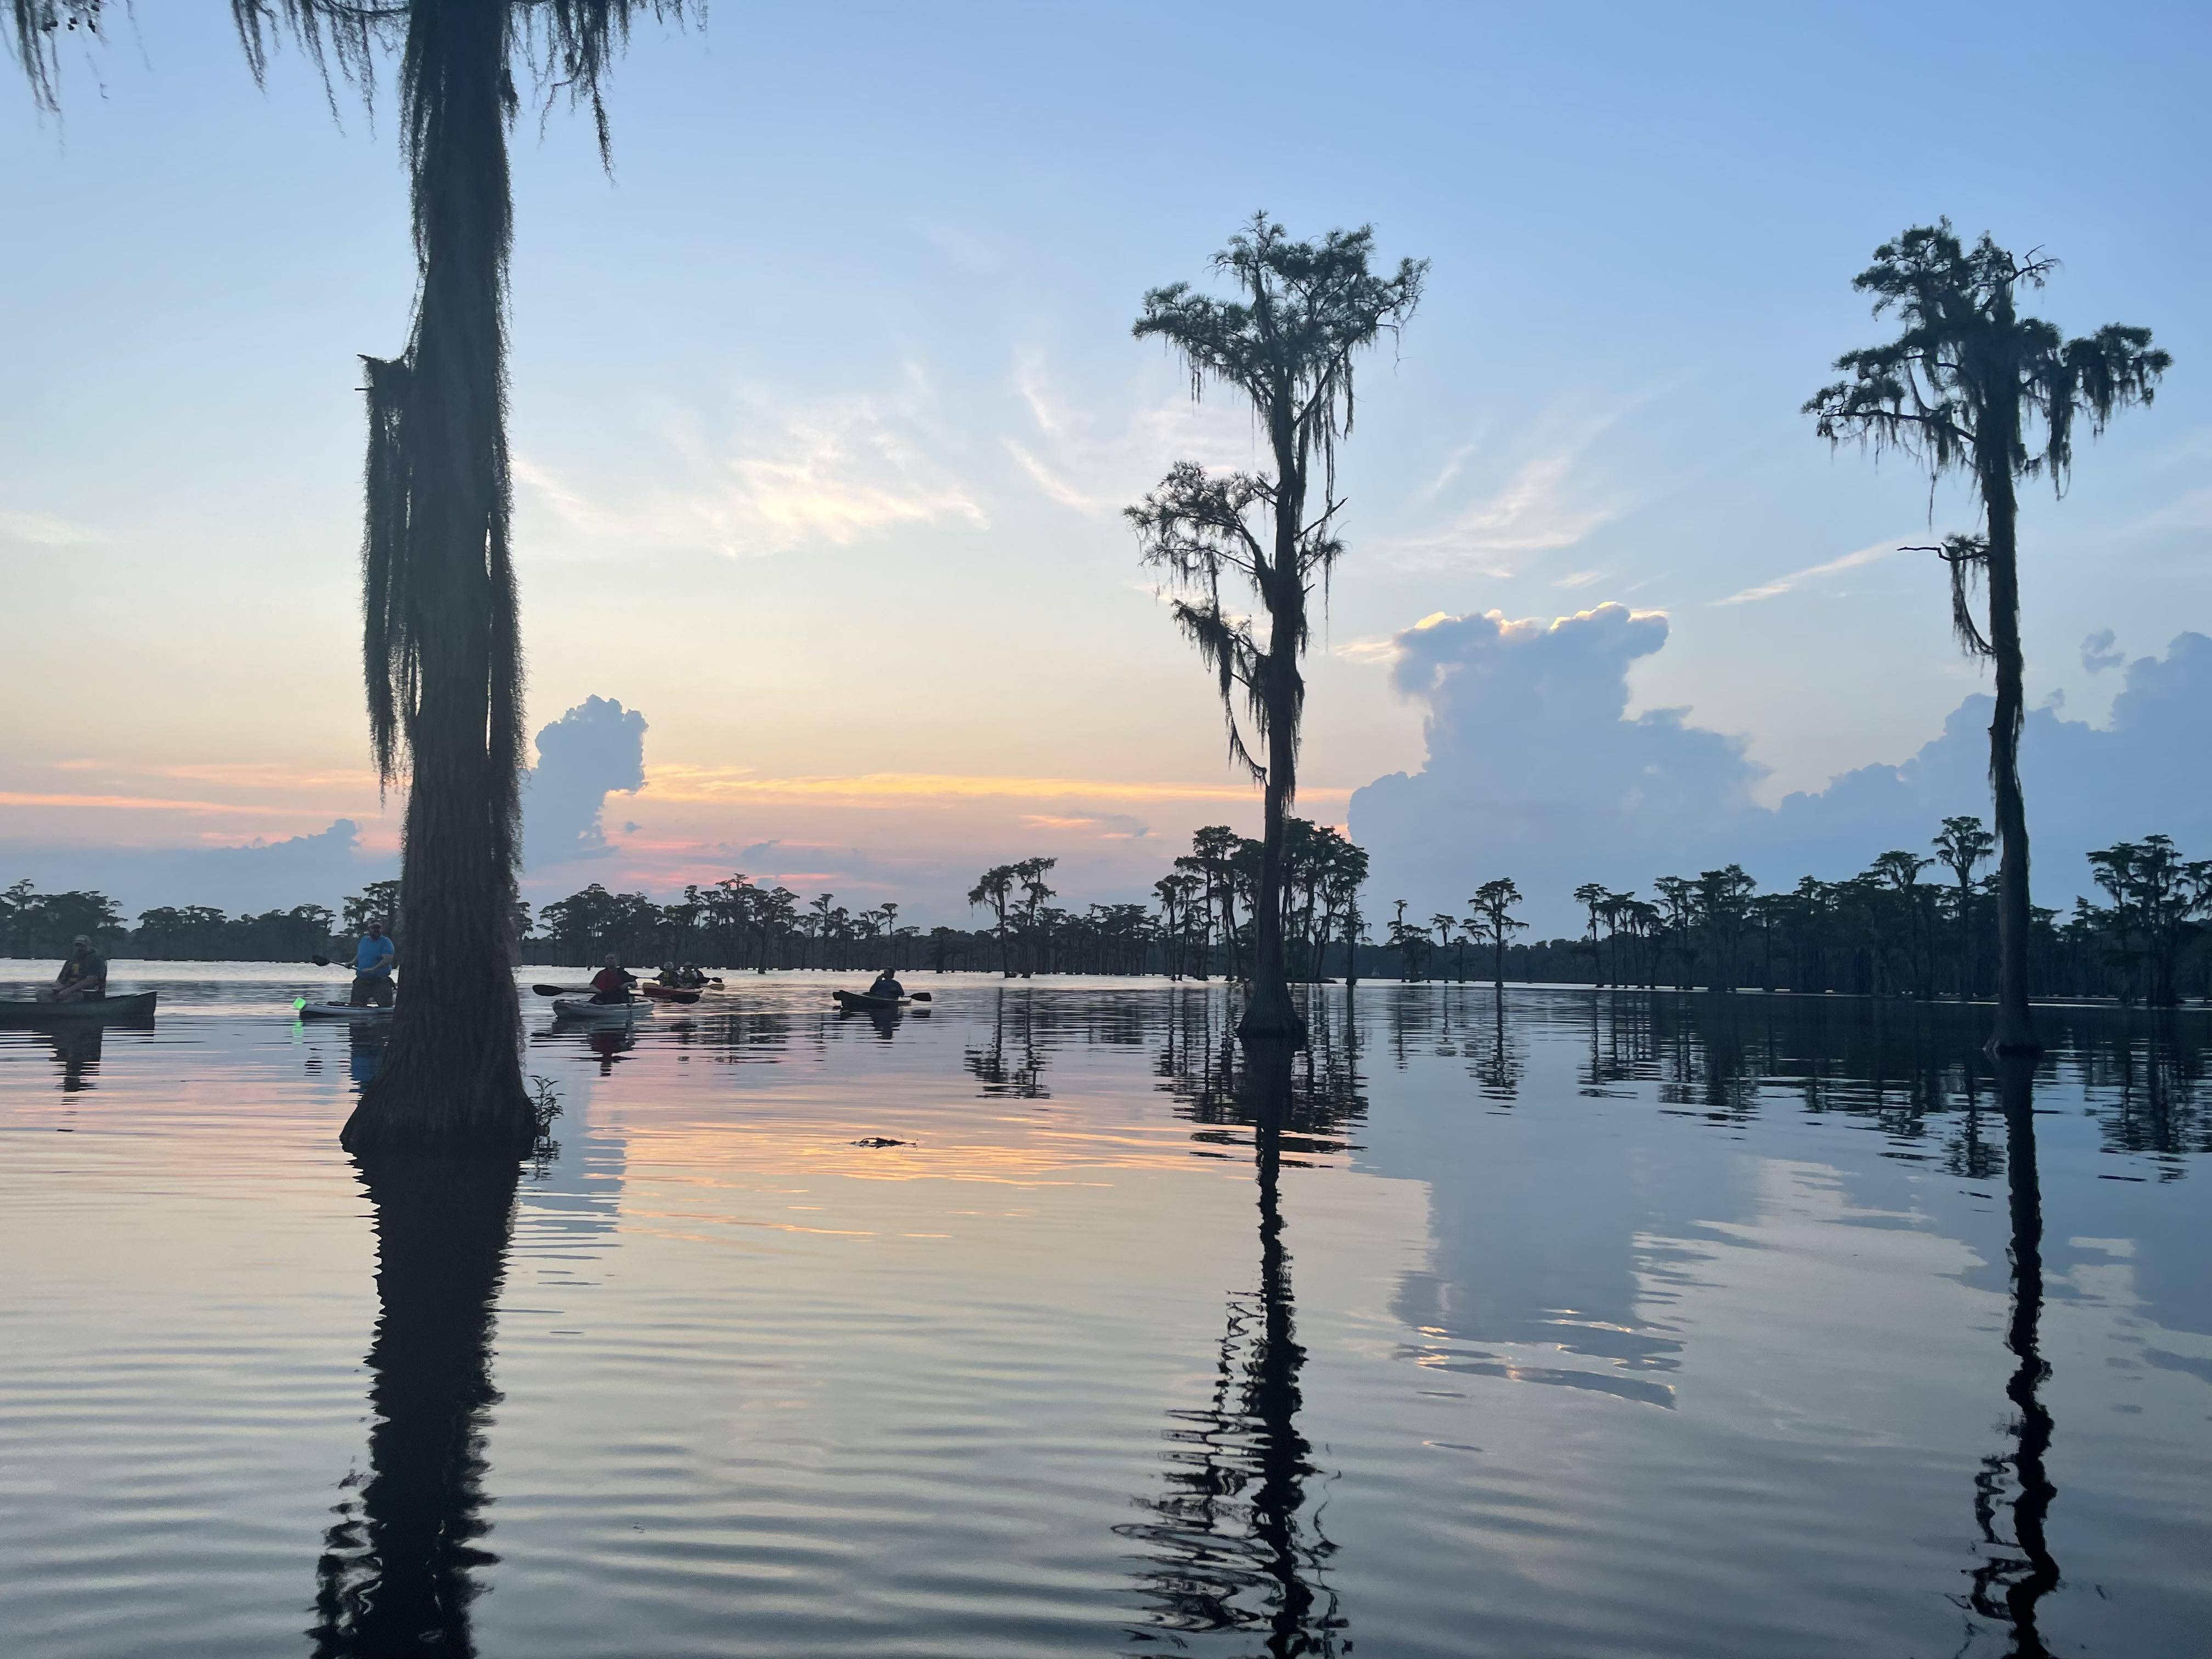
[349,918,398,1008]
[42,935,108,1003]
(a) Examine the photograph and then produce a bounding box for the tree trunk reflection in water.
[1121,1035,1347,1656]
[1964,1056,2059,1656]
[311,1155,520,1658]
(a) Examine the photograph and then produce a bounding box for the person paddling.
[40,934,107,1003]
[590,954,637,1005]
[348,918,397,1008]
[865,967,904,1001]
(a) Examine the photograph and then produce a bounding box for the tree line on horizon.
[8,814,2206,1007]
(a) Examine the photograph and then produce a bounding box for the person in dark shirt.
[590,955,637,1005]
[43,935,108,1003]
[348,918,398,1007]
[865,968,904,1000]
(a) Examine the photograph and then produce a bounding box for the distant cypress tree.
[1807,222,2168,1053]
[1129,215,1424,1043]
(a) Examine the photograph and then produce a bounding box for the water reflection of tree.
[965,988,1051,1099]
[1159,991,1365,1161]
[1959,1058,2059,1656]
[1120,1039,1349,1656]
[1472,985,1521,1101]
[2075,1023,2211,1163]
[668,1009,794,1066]
[1545,991,2212,1171]
[310,1155,518,1658]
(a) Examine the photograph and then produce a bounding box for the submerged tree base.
[342,1040,535,1159]
[1238,981,1310,1047]
[1989,1007,2043,1060]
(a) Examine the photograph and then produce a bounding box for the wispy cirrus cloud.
[1380,452,1617,575]
[515,377,988,560]
[1713,535,1917,606]
[0,509,101,547]
[1375,397,1650,576]
[1330,635,1404,666]
[1002,350,1256,519]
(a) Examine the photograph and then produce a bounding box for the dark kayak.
[832,990,909,1012]
[0,991,158,1025]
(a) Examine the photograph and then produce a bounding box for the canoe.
[0,991,157,1025]
[295,999,392,1023]
[832,990,910,1012]
[552,996,654,1020]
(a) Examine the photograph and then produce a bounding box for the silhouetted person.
[311,1154,520,1658]
[866,968,904,1000]
[39,933,106,1003]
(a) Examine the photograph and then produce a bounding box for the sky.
[3,2,2207,934]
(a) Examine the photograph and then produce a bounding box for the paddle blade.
[308,956,331,968]
[532,983,588,997]
[911,991,933,1002]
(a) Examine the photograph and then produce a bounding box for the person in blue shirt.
[349,918,398,1007]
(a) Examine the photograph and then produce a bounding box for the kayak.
[552,996,654,1020]
[295,999,392,1023]
[832,990,910,1012]
[640,982,703,1002]
[0,991,158,1025]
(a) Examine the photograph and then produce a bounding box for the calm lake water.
[2,964,2208,1658]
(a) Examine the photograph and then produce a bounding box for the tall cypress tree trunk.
[345,0,533,1153]
[1240,618,1305,1040]
[1982,457,2039,1055]
[1241,382,1305,1044]
[1956,873,1974,1002]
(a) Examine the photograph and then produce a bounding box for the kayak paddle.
[534,982,701,1005]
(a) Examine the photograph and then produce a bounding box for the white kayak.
[552,996,654,1021]
[295,998,392,1023]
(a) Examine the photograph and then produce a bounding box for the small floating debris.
[852,1136,911,1148]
